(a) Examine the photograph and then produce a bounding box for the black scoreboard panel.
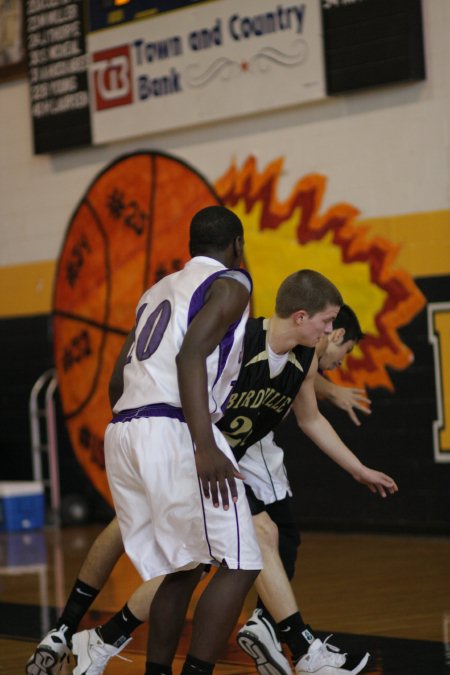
[25,0,211,153]
[26,0,91,154]
[322,0,426,95]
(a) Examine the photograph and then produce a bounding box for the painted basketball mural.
[53,151,425,506]
[53,152,222,505]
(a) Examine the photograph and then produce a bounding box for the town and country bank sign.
[88,0,326,144]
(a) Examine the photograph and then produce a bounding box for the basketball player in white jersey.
[85,205,262,675]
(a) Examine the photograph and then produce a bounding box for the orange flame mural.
[216,156,426,391]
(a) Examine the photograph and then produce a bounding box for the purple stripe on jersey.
[187,270,225,325]
[187,268,251,391]
[187,268,252,327]
[111,403,185,423]
[214,321,237,389]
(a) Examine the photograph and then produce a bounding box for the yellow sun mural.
[216,156,426,391]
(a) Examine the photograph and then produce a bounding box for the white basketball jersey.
[114,256,251,423]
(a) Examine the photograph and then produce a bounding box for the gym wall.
[0,0,449,532]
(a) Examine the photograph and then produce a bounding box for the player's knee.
[254,513,279,549]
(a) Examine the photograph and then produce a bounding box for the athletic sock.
[98,603,143,646]
[277,613,316,662]
[181,654,214,674]
[255,600,277,631]
[56,578,99,637]
[145,662,172,675]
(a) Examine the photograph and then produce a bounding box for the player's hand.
[331,386,372,426]
[194,445,244,510]
[353,466,398,497]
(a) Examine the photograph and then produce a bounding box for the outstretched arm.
[293,358,398,497]
[314,372,371,426]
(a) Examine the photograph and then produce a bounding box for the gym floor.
[1,523,449,674]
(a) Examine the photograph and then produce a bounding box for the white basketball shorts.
[104,415,262,580]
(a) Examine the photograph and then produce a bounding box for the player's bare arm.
[292,357,398,497]
[314,373,372,426]
[176,276,249,510]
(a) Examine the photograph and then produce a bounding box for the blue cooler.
[0,481,45,532]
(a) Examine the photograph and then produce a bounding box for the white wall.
[1,0,449,268]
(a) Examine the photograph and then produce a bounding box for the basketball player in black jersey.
[231,303,375,675]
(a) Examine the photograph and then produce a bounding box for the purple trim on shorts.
[233,501,241,569]
[195,448,242,569]
[197,475,215,561]
[111,403,185,423]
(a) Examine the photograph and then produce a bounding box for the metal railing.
[29,368,60,525]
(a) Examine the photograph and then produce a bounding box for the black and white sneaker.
[26,626,71,675]
[237,609,292,675]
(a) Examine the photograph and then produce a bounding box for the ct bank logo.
[91,45,134,111]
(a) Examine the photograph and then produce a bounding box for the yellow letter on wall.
[428,302,450,462]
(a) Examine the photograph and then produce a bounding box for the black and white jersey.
[218,317,315,461]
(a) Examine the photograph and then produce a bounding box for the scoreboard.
[25,0,426,154]
[322,0,425,94]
